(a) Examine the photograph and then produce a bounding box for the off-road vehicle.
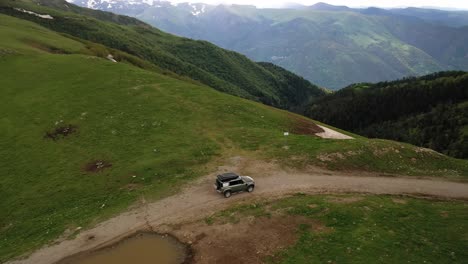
[214,172,255,198]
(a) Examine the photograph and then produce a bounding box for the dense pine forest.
[307,71,468,158]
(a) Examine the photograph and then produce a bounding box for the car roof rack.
[217,172,240,182]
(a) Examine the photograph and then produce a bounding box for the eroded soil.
[84,160,112,173]
[169,214,317,264]
[289,114,324,135]
[44,125,77,140]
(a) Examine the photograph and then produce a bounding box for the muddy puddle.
[57,232,189,264]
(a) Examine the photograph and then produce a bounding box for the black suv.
[214,172,255,198]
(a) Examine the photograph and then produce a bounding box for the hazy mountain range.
[67,0,468,89]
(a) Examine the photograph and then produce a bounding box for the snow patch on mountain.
[66,0,118,9]
[67,0,152,9]
[87,0,97,9]
[190,3,206,16]
[67,0,207,16]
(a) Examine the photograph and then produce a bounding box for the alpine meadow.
[1,1,467,264]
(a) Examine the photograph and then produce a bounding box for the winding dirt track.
[9,157,468,264]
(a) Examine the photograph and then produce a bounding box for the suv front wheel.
[247,185,254,192]
[224,190,232,198]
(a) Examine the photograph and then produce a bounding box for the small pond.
[58,232,189,264]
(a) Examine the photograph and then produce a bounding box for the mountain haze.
[69,0,468,89]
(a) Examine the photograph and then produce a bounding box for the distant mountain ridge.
[67,1,468,29]
[309,2,351,11]
[67,0,468,89]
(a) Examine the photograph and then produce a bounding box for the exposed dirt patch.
[316,150,363,162]
[373,147,402,157]
[328,196,364,204]
[288,114,324,135]
[44,125,77,140]
[26,40,70,54]
[392,198,407,204]
[0,48,16,56]
[240,159,278,177]
[171,215,322,264]
[317,152,346,162]
[315,125,354,139]
[84,160,112,173]
[415,147,439,154]
[1,223,13,232]
[120,183,142,191]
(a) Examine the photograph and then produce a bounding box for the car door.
[229,179,245,192]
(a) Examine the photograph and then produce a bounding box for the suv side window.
[229,180,243,186]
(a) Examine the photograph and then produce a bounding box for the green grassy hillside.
[0,0,326,111]
[1,14,468,262]
[307,72,468,158]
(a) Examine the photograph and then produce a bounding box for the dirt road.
[316,125,354,139]
[9,157,468,264]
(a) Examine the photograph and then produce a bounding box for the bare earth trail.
[9,157,468,264]
[316,125,354,139]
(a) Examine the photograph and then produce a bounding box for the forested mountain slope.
[387,7,468,27]
[0,0,326,111]
[307,72,468,158]
[72,1,468,89]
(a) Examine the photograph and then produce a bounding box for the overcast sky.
[169,0,468,9]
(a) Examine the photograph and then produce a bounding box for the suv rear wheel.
[247,185,254,192]
[224,190,231,198]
